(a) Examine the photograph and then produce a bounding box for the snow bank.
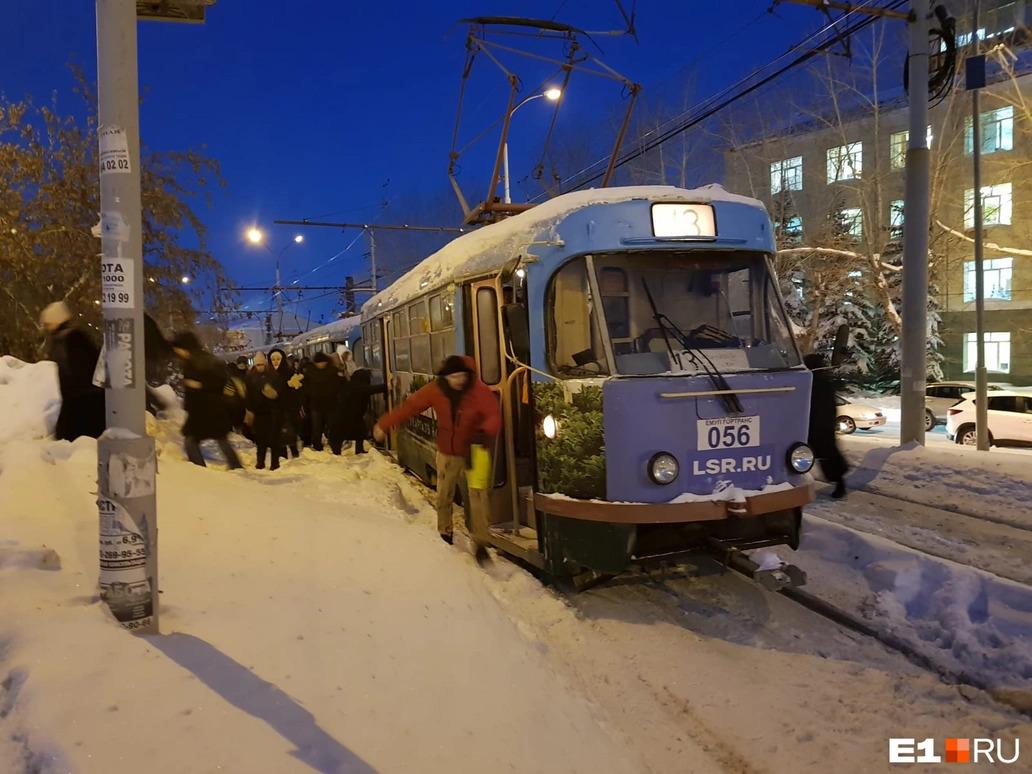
[0,356,60,443]
[798,514,1032,705]
[839,435,1032,529]
[0,431,643,773]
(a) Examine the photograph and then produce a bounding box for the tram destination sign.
[651,203,716,239]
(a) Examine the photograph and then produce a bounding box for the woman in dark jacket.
[269,348,301,459]
[170,331,242,470]
[804,353,848,498]
[335,368,387,454]
[246,352,283,470]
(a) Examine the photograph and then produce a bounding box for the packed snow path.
[0,430,1028,773]
[2,359,1031,773]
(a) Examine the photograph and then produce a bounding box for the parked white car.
[835,396,887,434]
[925,381,1003,431]
[946,391,1032,447]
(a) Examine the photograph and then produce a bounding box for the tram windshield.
[547,252,801,377]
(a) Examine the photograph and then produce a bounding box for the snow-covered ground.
[3,360,1032,773]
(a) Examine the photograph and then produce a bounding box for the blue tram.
[359,185,815,583]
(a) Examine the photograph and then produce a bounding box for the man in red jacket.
[373,355,501,556]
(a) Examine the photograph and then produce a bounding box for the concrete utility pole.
[969,1,991,451]
[95,0,214,635]
[899,0,932,445]
[96,0,158,633]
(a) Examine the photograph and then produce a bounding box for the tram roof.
[362,184,767,316]
[290,315,361,347]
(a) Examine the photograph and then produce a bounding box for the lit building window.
[965,106,1014,155]
[964,331,1010,373]
[837,207,863,239]
[889,200,904,240]
[889,126,933,169]
[775,214,803,244]
[770,156,803,194]
[963,258,1013,302]
[964,183,1012,228]
[827,142,862,182]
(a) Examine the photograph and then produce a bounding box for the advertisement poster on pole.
[98,497,153,631]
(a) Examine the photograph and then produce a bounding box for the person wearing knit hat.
[171,330,243,470]
[40,301,105,441]
[373,354,500,561]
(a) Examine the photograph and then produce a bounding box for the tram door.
[468,279,516,531]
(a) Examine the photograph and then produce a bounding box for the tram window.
[410,333,431,374]
[392,311,408,339]
[429,294,455,331]
[409,300,428,334]
[393,337,410,372]
[430,331,450,370]
[599,266,631,346]
[763,275,801,366]
[726,268,754,339]
[476,287,502,385]
[547,259,610,378]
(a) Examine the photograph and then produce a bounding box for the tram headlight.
[542,414,559,439]
[787,443,815,473]
[648,452,679,485]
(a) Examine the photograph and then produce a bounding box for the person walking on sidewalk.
[373,356,500,558]
[170,332,243,470]
[804,353,848,499]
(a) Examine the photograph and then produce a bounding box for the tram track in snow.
[383,452,1030,715]
[808,485,1032,587]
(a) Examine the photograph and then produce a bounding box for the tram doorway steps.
[487,523,543,569]
[706,536,807,592]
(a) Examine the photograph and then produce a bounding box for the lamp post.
[245,228,304,341]
[502,87,561,204]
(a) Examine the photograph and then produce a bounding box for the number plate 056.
[697,416,760,450]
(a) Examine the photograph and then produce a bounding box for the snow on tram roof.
[362,184,765,316]
[291,315,361,346]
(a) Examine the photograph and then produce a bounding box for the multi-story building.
[723,0,1031,385]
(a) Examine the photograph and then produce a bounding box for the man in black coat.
[170,331,243,470]
[303,352,340,451]
[804,353,848,498]
[40,302,105,441]
[335,368,387,455]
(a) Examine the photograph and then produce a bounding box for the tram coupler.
[706,537,807,591]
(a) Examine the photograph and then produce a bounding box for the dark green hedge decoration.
[534,382,606,500]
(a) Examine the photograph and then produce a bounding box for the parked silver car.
[924,381,1003,431]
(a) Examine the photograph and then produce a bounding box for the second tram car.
[361,185,815,584]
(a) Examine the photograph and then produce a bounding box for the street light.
[243,227,305,342]
[503,88,562,204]
[180,276,190,284]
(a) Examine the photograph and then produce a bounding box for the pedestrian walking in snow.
[170,332,243,470]
[340,349,358,379]
[246,352,283,470]
[270,348,302,459]
[337,368,386,455]
[303,352,339,451]
[224,356,251,438]
[373,355,500,560]
[804,353,848,499]
[39,301,105,441]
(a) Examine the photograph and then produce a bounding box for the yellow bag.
[467,444,491,490]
